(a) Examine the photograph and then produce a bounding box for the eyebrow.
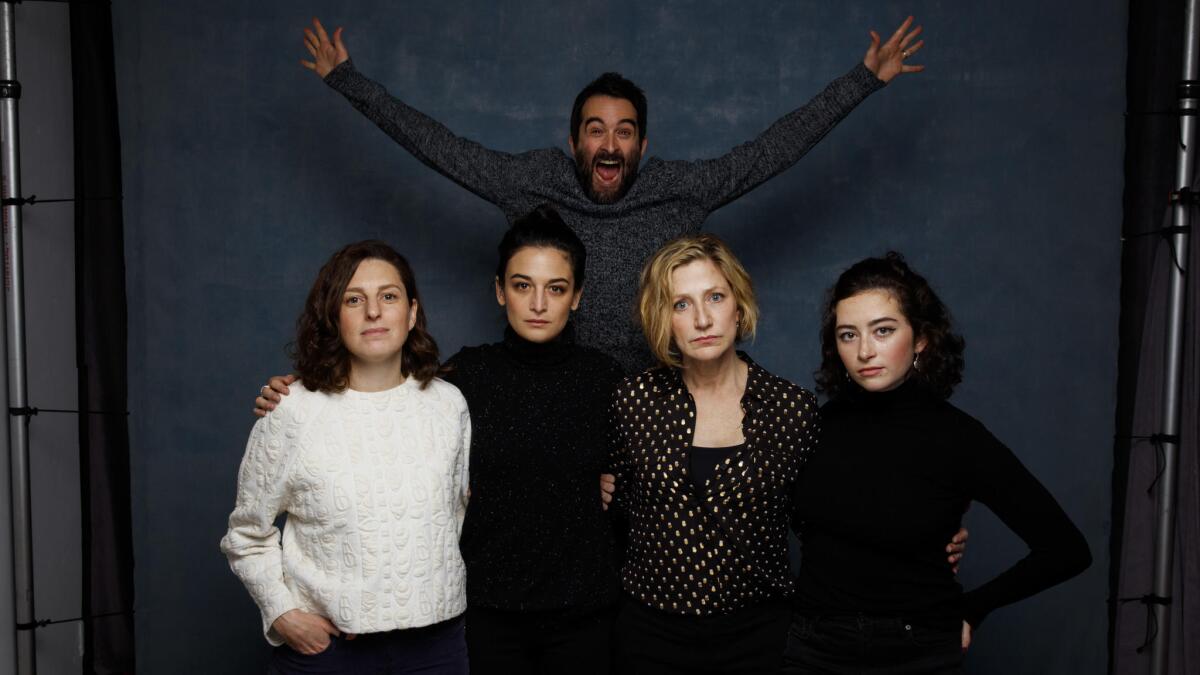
[584,116,638,129]
[344,284,403,294]
[836,316,899,330]
[674,285,729,299]
[510,273,572,285]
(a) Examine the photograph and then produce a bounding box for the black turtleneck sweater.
[795,378,1091,628]
[444,326,624,613]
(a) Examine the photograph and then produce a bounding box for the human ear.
[494,277,507,307]
[571,288,583,311]
[408,299,418,330]
[915,334,929,354]
[639,136,648,157]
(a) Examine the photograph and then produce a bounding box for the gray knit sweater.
[325,61,884,373]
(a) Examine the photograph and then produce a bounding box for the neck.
[680,348,744,394]
[347,357,405,392]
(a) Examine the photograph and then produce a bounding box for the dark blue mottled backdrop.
[112,2,1124,672]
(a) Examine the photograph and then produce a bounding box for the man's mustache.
[593,150,625,166]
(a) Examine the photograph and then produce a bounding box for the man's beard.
[574,147,641,204]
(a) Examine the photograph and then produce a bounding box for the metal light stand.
[1150,0,1199,673]
[0,2,32,674]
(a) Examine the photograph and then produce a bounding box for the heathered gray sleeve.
[323,60,528,208]
[677,63,886,212]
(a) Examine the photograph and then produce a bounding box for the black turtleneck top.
[795,378,1091,628]
[444,325,624,613]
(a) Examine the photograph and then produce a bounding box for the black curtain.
[1112,0,1200,672]
[69,2,134,673]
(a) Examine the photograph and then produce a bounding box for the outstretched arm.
[679,16,925,212]
[301,18,532,208]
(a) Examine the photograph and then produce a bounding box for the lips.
[361,328,389,335]
[857,367,883,377]
[593,153,623,183]
[691,335,719,344]
[525,319,549,326]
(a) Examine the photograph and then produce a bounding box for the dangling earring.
[912,353,921,372]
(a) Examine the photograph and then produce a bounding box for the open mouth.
[594,157,622,183]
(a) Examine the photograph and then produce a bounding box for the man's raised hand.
[301,18,349,79]
[864,15,925,83]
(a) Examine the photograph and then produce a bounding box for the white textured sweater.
[220,378,471,645]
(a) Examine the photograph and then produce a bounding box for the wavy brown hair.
[815,252,965,400]
[291,240,442,392]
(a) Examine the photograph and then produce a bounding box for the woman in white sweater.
[220,240,470,674]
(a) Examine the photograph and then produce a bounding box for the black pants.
[464,606,614,675]
[781,613,963,675]
[265,616,468,675]
[614,598,791,675]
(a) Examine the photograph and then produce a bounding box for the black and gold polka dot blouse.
[608,353,819,615]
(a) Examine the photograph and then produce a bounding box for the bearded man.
[301,16,924,372]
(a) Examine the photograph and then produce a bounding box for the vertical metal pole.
[1151,0,1199,673]
[0,3,32,675]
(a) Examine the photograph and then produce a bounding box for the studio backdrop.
[111,2,1124,673]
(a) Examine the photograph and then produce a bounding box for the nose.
[693,305,713,330]
[601,131,618,152]
[365,296,382,319]
[530,289,547,314]
[857,337,875,362]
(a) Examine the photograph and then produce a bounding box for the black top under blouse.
[794,378,1091,628]
[689,443,744,491]
[445,325,624,613]
[609,353,820,616]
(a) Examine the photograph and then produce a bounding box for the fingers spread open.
[313,18,331,45]
[890,15,914,42]
[900,25,923,49]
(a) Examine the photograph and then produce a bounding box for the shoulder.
[443,342,503,377]
[515,147,575,171]
[419,377,469,413]
[614,366,674,397]
[747,360,819,412]
[936,398,1001,442]
[574,345,624,379]
[610,367,675,414]
[265,381,331,422]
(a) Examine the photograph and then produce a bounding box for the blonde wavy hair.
[637,234,758,368]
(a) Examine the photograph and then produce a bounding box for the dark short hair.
[495,205,587,288]
[291,240,441,392]
[569,72,648,142]
[815,252,965,400]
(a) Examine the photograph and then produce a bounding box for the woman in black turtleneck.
[782,253,1092,674]
[443,205,623,674]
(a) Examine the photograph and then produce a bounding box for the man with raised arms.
[299,16,925,372]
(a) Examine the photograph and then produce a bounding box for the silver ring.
[902,50,910,58]
[260,386,270,397]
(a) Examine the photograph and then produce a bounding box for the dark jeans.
[614,598,791,675]
[781,613,963,675]
[465,605,614,675]
[266,616,468,675]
